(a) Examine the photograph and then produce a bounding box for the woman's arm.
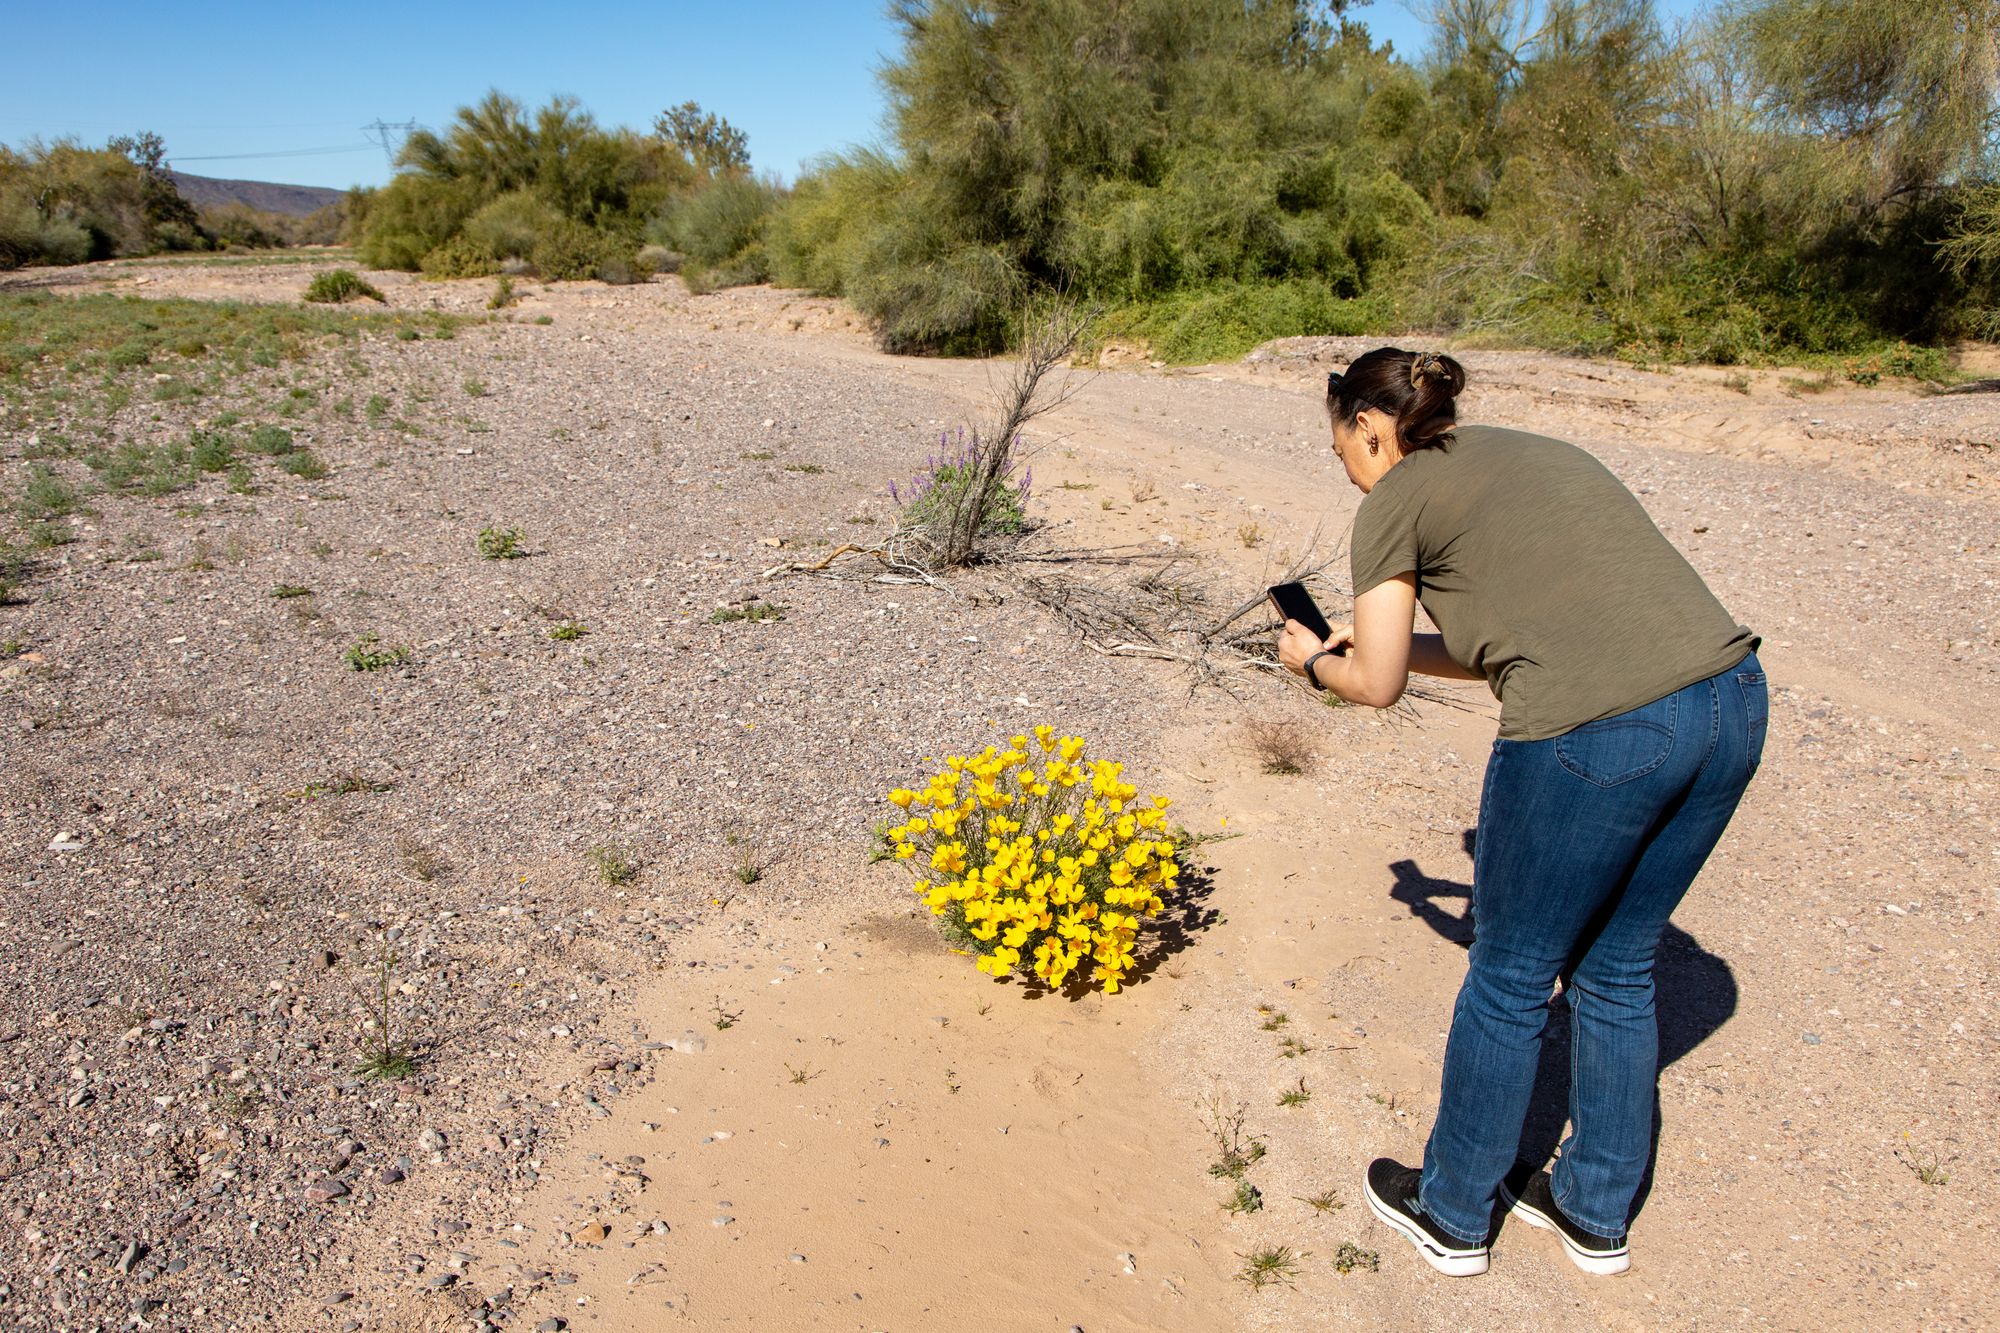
[1278,574,1480,707]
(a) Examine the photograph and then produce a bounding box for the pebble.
[665,1031,707,1054]
[711,1215,734,1228]
[305,1179,349,1204]
[420,1128,448,1153]
[538,1320,567,1332]
[872,1137,890,1148]
[427,1273,458,1290]
[48,831,83,851]
[574,1223,610,1245]
[788,1253,807,1264]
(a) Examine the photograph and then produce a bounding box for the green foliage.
[0,133,201,268]
[754,0,1997,363]
[343,633,411,671]
[302,269,385,304]
[650,174,781,288]
[475,525,526,559]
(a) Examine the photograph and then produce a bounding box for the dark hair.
[1325,347,1467,452]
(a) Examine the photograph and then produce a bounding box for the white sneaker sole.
[1498,1184,1632,1276]
[1363,1177,1490,1277]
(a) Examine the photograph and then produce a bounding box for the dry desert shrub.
[1245,717,1315,776]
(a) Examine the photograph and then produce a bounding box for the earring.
[1367,437,1379,456]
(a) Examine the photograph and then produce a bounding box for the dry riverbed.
[1,258,1995,1332]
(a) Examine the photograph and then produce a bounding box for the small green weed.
[1331,1241,1379,1274]
[343,633,411,671]
[1223,1180,1264,1214]
[709,601,783,624]
[17,466,78,520]
[476,525,527,559]
[1296,1189,1343,1213]
[488,275,519,310]
[1278,1078,1311,1108]
[711,997,740,1030]
[270,583,313,598]
[462,377,487,397]
[588,843,637,886]
[549,621,589,641]
[248,425,295,456]
[279,450,329,480]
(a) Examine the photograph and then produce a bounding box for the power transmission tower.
[360,119,419,168]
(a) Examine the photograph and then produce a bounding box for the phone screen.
[1267,581,1335,643]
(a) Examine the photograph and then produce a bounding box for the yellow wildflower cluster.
[881,727,1180,995]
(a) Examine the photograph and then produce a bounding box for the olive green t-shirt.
[1350,425,1757,741]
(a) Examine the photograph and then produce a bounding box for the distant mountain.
[167,171,345,217]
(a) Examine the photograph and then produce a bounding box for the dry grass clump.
[1246,717,1315,775]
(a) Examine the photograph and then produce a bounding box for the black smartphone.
[1267,580,1340,649]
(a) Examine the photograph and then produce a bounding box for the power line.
[169,143,376,163]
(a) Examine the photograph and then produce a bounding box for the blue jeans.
[1417,653,1766,1242]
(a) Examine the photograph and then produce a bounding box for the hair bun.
[1409,352,1446,387]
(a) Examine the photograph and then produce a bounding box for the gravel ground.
[0,259,1994,1331]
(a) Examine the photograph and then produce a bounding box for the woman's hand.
[1278,619,1348,678]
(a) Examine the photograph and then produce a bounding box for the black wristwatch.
[1302,650,1335,689]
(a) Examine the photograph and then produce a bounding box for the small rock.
[305,1179,349,1204]
[788,1253,807,1264]
[574,1223,609,1245]
[376,1166,406,1186]
[426,1273,458,1290]
[711,1215,734,1228]
[666,1032,706,1054]
[48,831,83,852]
[538,1320,567,1332]
[419,1128,447,1154]
[872,1137,890,1149]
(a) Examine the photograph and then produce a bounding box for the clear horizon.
[3,1,1714,194]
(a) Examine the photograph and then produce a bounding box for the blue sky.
[1,1,1716,192]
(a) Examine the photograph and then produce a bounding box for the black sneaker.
[1497,1166,1631,1275]
[1363,1158,1490,1277]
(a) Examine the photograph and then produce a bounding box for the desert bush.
[419,235,499,279]
[302,269,385,304]
[649,173,781,286]
[0,134,201,267]
[891,429,1030,537]
[461,189,558,262]
[880,729,1181,994]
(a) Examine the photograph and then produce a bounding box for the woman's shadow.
[1388,829,1738,1221]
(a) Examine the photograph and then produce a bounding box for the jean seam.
[1550,1176,1625,1238]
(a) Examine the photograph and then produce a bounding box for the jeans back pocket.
[1554,694,1678,787]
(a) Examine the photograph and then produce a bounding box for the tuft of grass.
[190,428,236,473]
[1235,1245,1301,1290]
[462,377,487,397]
[588,843,637,886]
[270,583,313,599]
[488,275,519,310]
[709,601,783,624]
[343,633,411,672]
[1258,1008,1290,1031]
[303,269,386,305]
[1247,718,1315,775]
[549,621,589,641]
[783,462,826,474]
[1903,1135,1950,1187]
[1278,1078,1311,1108]
[476,525,527,560]
[1238,521,1264,548]
[1296,1189,1344,1213]
[786,1063,820,1085]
